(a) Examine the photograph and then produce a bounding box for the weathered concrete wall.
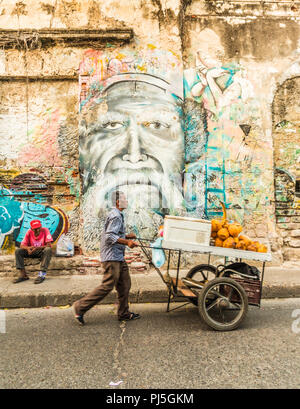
[0,0,299,266]
[0,79,79,253]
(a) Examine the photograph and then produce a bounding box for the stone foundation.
[0,247,152,278]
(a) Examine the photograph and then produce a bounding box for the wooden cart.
[137,238,272,331]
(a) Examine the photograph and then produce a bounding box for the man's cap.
[79,45,183,111]
[30,220,42,229]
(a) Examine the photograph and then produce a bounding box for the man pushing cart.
[137,214,272,331]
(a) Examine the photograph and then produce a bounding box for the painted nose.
[122,123,147,163]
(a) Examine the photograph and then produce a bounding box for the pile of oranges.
[211,203,268,253]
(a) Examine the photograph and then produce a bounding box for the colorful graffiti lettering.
[15,202,68,245]
[0,184,68,251]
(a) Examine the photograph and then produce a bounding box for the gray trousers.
[15,247,52,272]
[74,261,131,320]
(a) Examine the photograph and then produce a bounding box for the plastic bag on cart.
[56,233,74,257]
[151,237,166,268]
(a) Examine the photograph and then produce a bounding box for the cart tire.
[198,277,248,331]
[186,264,218,281]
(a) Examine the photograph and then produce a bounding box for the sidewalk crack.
[110,320,127,388]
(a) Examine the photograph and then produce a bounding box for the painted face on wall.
[79,78,185,249]
[80,80,185,221]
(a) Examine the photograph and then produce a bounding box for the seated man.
[13,220,53,284]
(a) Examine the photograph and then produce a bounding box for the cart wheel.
[186,264,218,283]
[198,277,248,331]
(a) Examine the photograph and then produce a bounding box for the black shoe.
[119,312,141,321]
[75,315,85,326]
[34,276,45,284]
[73,304,85,326]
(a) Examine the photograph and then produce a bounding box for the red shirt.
[21,228,53,247]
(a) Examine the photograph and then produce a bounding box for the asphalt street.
[1,298,300,389]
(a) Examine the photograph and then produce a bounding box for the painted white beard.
[81,175,185,251]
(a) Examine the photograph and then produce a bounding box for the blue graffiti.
[0,187,24,247]
[16,202,62,244]
[0,185,65,248]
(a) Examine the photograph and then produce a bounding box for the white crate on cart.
[163,215,211,248]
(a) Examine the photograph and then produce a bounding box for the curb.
[1,285,300,309]
[262,284,300,299]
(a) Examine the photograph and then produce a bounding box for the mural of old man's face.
[79,48,185,250]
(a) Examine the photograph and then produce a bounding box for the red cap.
[30,220,42,229]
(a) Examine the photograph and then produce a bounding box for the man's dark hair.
[111,190,124,206]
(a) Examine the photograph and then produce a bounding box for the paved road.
[1,298,300,389]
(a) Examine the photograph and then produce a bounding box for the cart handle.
[135,237,156,242]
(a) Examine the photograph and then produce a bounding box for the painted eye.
[102,122,123,130]
[144,121,169,130]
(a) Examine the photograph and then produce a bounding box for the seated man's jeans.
[15,247,52,273]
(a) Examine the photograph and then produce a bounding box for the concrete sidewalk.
[0,265,300,308]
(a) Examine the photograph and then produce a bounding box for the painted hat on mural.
[30,220,42,229]
[79,45,183,110]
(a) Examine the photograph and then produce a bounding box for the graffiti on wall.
[183,29,272,225]
[78,36,274,251]
[0,79,81,253]
[79,46,186,250]
[0,173,69,252]
[18,108,63,167]
[0,36,279,255]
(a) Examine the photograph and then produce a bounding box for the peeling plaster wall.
[0,0,299,264]
[0,0,183,259]
[0,79,80,253]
